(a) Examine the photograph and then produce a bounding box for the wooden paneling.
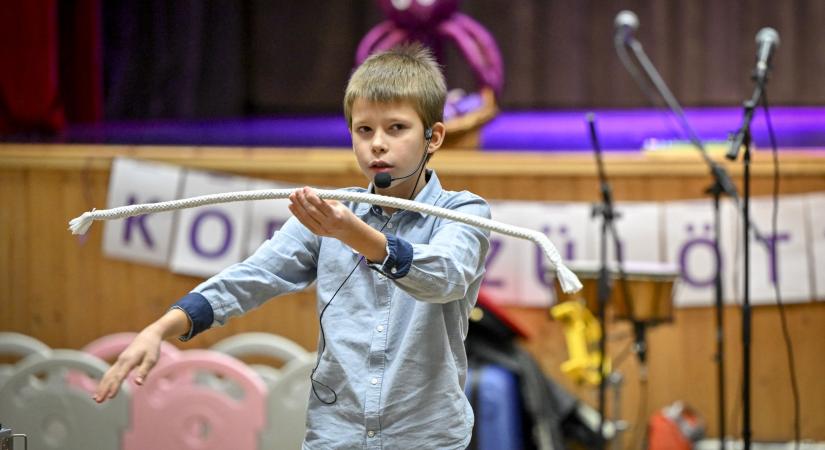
[1,144,823,444]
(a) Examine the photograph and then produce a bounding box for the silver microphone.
[614,10,639,44]
[753,27,780,84]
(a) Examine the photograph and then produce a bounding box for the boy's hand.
[93,326,163,403]
[289,187,358,241]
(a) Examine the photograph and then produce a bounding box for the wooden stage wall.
[1,144,824,444]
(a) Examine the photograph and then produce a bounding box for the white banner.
[805,193,825,300]
[168,171,251,277]
[245,180,297,258]
[102,158,183,267]
[663,198,738,307]
[483,201,592,306]
[103,158,822,307]
[745,195,812,303]
[589,202,662,265]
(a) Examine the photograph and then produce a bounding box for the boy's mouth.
[369,160,393,172]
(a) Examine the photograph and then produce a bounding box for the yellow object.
[550,300,610,386]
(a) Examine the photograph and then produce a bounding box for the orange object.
[647,402,705,450]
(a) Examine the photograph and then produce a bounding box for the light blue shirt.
[174,170,491,450]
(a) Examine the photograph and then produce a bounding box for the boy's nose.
[371,133,388,154]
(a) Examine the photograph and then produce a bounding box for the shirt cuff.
[369,233,413,279]
[170,292,214,341]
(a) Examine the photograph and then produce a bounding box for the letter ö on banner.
[190,209,234,259]
[482,238,504,287]
[122,195,160,248]
[536,225,576,289]
[678,223,722,288]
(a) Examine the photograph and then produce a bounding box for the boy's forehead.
[351,97,420,121]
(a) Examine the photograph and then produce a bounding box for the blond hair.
[344,43,447,130]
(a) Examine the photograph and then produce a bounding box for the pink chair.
[211,332,314,449]
[122,349,267,450]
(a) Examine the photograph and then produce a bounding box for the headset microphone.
[374,128,433,189]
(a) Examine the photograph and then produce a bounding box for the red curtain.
[0,0,101,135]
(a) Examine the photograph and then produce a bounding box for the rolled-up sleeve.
[170,293,213,341]
[391,194,490,303]
[368,232,414,279]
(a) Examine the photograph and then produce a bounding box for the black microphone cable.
[761,91,801,450]
[310,132,433,404]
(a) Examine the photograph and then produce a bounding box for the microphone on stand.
[614,10,639,44]
[727,28,781,160]
[753,27,780,85]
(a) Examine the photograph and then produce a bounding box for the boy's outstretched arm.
[93,308,191,403]
[289,187,387,262]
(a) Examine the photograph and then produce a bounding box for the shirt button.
[376,325,384,332]
[367,431,376,438]
[371,377,379,385]
[386,223,393,229]
[390,267,397,274]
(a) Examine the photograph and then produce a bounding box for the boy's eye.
[357,126,372,134]
[389,123,406,131]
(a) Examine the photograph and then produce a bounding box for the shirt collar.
[354,169,442,218]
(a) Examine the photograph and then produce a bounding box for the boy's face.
[350,98,438,198]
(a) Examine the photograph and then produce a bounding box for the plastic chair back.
[0,332,51,388]
[211,332,313,449]
[0,349,130,450]
[122,349,267,450]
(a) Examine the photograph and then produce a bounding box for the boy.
[94,44,491,449]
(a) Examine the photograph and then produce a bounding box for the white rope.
[68,188,583,293]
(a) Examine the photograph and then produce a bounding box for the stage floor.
[5,107,825,152]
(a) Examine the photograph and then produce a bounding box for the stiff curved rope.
[68,189,583,294]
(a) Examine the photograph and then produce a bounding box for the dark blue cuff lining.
[383,233,413,279]
[171,292,214,341]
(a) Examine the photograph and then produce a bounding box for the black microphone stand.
[587,113,637,450]
[726,74,767,450]
[618,34,768,449]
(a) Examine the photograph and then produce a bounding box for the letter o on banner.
[190,209,233,259]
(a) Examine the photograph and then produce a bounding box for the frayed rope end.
[556,264,583,294]
[68,212,95,235]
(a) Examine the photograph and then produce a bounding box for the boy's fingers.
[289,203,322,231]
[297,190,324,217]
[134,356,157,385]
[94,371,123,402]
[308,195,335,216]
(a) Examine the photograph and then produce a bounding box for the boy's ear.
[427,122,447,153]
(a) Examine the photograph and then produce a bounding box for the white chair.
[0,332,51,389]
[0,349,130,450]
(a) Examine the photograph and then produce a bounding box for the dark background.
[101,0,825,120]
